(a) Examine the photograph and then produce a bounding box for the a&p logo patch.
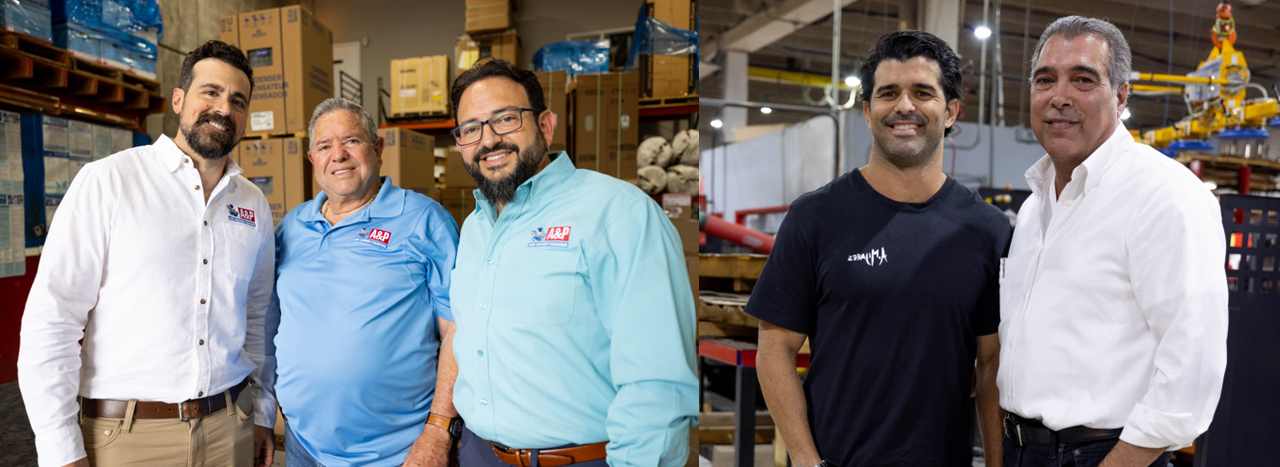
[528,226,571,248]
[227,204,256,227]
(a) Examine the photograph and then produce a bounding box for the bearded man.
[19,40,278,467]
[746,30,1011,467]
[446,59,698,467]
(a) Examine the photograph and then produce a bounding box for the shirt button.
[480,399,488,406]
[480,302,487,309]
[198,391,204,397]
[184,158,189,163]
[203,259,208,264]
[1064,200,1073,207]
[199,339,204,345]
[477,350,484,356]
[488,258,495,264]
[1023,291,1028,299]
[194,185,200,190]
[204,221,208,226]
[200,299,207,304]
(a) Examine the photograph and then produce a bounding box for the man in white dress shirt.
[18,40,278,467]
[999,16,1228,467]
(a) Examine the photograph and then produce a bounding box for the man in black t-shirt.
[746,30,1011,467]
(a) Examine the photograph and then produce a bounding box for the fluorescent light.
[844,76,860,87]
[975,26,992,39]
[710,119,723,129]
[760,107,773,114]
[1121,108,1131,120]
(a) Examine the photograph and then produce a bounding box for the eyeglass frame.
[451,108,542,146]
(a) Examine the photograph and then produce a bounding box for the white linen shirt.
[998,124,1228,450]
[18,135,279,467]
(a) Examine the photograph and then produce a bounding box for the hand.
[62,459,89,467]
[402,423,452,467]
[253,425,275,467]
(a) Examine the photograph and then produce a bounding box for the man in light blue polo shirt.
[273,98,461,467]
[446,59,697,467]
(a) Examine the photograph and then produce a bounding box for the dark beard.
[179,111,238,161]
[874,113,941,170]
[466,131,549,207]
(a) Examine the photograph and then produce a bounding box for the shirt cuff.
[1118,402,1199,451]
[252,385,278,429]
[35,424,86,467]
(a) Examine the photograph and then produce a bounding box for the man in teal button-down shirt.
[446,59,698,467]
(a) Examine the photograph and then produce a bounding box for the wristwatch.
[803,461,829,467]
[427,413,465,442]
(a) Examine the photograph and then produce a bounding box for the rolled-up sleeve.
[591,197,698,467]
[1120,184,1228,450]
[18,163,112,467]
[244,202,278,428]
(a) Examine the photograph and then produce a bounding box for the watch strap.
[427,413,464,441]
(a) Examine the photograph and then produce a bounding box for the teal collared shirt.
[451,153,697,466]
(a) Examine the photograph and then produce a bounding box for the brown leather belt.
[81,379,250,421]
[486,440,608,467]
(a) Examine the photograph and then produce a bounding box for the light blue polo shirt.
[451,154,698,467]
[274,178,458,466]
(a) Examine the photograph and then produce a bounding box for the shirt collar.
[154,134,244,178]
[301,176,404,223]
[1024,123,1133,196]
[474,151,573,218]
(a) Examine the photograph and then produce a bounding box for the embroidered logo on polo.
[227,204,256,227]
[848,247,888,266]
[355,228,392,248]
[528,226,571,248]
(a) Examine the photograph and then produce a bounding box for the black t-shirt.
[745,169,1011,467]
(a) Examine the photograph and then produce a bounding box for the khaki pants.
[79,388,255,467]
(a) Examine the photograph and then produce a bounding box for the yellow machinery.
[1133,1,1280,148]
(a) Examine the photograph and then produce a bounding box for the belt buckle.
[178,400,201,421]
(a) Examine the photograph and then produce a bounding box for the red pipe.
[702,213,775,254]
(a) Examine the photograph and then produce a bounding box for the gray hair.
[1030,16,1131,93]
[308,97,379,147]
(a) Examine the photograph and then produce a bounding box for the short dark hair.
[859,30,964,135]
[178,40,254,94]
[450,58,547,120]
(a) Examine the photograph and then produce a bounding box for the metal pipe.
[830,0,842,110]
[994,0,1005,126]
[1131,72,1230,85]
[703,213,776,254]
[978,0,990,126]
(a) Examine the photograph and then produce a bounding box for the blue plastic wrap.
[533,40,611,76]
[52,0,161,41]
[53,21,100,58]
[626,4,698,70]
[0,0,53,42]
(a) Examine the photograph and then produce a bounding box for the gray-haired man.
[272,98,461,467]
[999,16,1227,467]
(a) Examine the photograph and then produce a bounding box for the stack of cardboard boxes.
[389,55,451,118]
[456,0,520,75]
[570,71,640,181]
[218,4,334,225]
[639,0,697,100]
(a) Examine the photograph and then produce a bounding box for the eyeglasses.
[452,108,537,146]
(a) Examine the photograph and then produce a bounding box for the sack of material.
[638,136,672,167]
[637,166,668,195]
[671,128,698,166]
[666,165,697,195]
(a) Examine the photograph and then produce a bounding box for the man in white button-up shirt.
[999,16,1228,467]
[18,40,279,467]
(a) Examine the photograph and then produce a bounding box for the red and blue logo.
[356,228,392,248]
[227,204,256,227]
[529,226,571,248]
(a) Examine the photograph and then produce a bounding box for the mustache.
[473,142,521,164]
[196,112,235,131]
[882,113,927,125]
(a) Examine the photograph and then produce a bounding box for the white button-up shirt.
[998,124,1228,450]
[18,135,278,467]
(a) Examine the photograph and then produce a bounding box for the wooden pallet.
[0,31,70,66]
[640,93,698,108]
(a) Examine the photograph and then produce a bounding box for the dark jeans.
[285,421,325,467]
[457,427,608,467]
[1003,434,1173,467]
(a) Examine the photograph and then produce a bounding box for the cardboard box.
[686,253,698,296]
[662,193,694,219]
[220,6,334,136]
[535,70,569,154]
[237,137,312,225]
[67,120,92,185]
[440,187,478,228]
[670,218,698,255]
[571,72,639,179]
[108,127,131,154]
[444,147,478,188]
[465,0,512,34]
[640,0,697,99]
[390,55,450,117]
[91,124,112,161]
[455,29,521,76]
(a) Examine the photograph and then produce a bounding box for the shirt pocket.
[220,221,261,282]
[498,247,580,325]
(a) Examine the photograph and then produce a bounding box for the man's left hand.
[402,423,452,467]
[253,425,275,467]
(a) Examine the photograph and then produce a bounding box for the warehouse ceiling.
[700,0,1280,134]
